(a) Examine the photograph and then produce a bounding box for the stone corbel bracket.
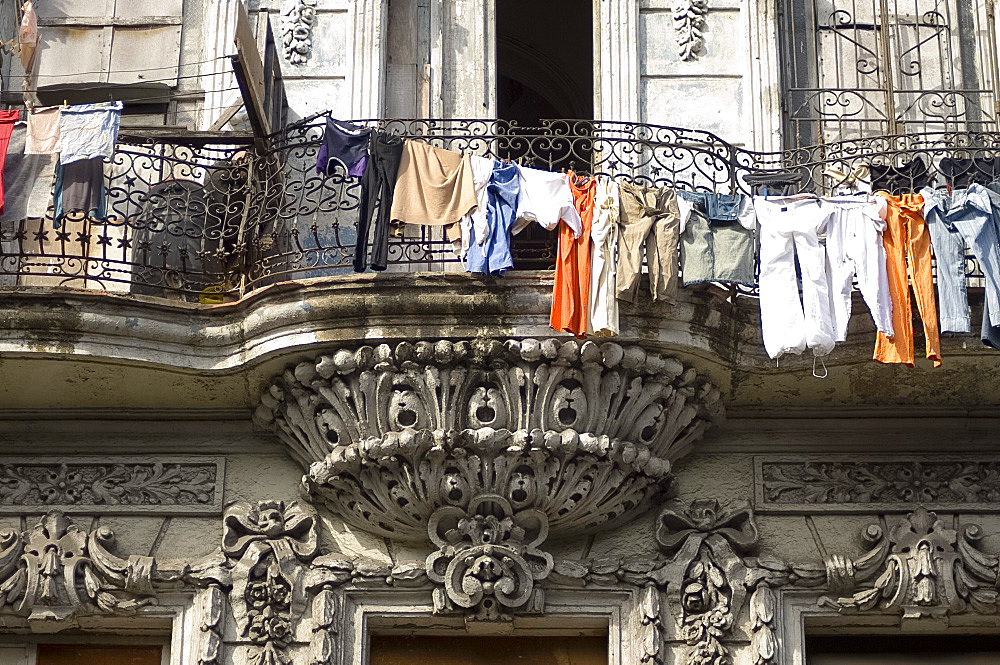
[254,338,724,543]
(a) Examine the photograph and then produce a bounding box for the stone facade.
[0,279,998,663]
[0,1,998,663]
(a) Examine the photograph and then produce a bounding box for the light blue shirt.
[58,101,123,165]
[467,161,520,275]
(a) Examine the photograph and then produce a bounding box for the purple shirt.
[316,118,371,178]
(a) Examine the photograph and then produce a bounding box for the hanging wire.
[6,86,244,110]
[13,70,240,94]
[0,55,232,81]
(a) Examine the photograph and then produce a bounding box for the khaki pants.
[615,181,680,304]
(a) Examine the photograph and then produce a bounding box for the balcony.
[2,119,1000,417]
[1,119,996,301]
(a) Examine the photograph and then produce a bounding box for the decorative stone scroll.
[281,0,317,64]
[0,510,155,621]
[654,499,760,665]
[745,506,1000,664]
[0,457,224,514]
[426,494,553,621]
[818,507,1000,620]
[674,0,708,61]
[254,338,723,541]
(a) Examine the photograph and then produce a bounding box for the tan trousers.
[615,181,680,304]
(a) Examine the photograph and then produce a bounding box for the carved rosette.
[253,338,723,541]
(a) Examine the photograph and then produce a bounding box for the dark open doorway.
[496,0,594,268]
[496,0,594,123]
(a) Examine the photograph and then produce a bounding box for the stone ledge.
[0,274,998,410]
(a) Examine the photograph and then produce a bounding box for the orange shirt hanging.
[550,173,595,337]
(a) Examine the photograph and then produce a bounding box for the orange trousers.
[550,173,595,337]
[873,192,942,367]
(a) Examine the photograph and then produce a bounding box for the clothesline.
[0,101,124,232]
[319,116,1000,372]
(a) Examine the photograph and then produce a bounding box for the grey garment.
[921,184,999,334]
[678,191,755,286]
[54,157,106,225]
[0,124,57,222]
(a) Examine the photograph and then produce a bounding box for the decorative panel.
[755,455,1000,513]
[0,456,225,514]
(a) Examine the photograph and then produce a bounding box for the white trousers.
[588,177,620,335]
[822,196,894,341]
[755,196,836,359]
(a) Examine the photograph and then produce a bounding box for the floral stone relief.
[758,459,1000,509]
[654,499,761,665]
[281,0,317,64]
[0,458,223,513]
[0,498,989,664]
[222,500,319,665]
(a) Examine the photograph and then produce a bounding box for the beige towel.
[390,140,477,236]
[26,106,60,155]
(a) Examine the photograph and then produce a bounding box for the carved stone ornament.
[654,499,760,665]
[758,459,1000,511]
[745,506,1000,665]
[222,500,319,665]
[0,457,223,514]
[426,494,553,621]
[281,0,317,64]
[673,0,708,61]
[818,507,1000,621]
[0,510,154,622]
[254,338,723,541]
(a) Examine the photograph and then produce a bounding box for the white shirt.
[459,155,494,258]
[513,165,582,237]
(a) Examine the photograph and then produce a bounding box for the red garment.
[0,110,19,216]
[549,173,595,337]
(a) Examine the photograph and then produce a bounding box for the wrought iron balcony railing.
[0,119,997,301]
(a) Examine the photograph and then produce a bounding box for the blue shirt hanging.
[466,160,519,275]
